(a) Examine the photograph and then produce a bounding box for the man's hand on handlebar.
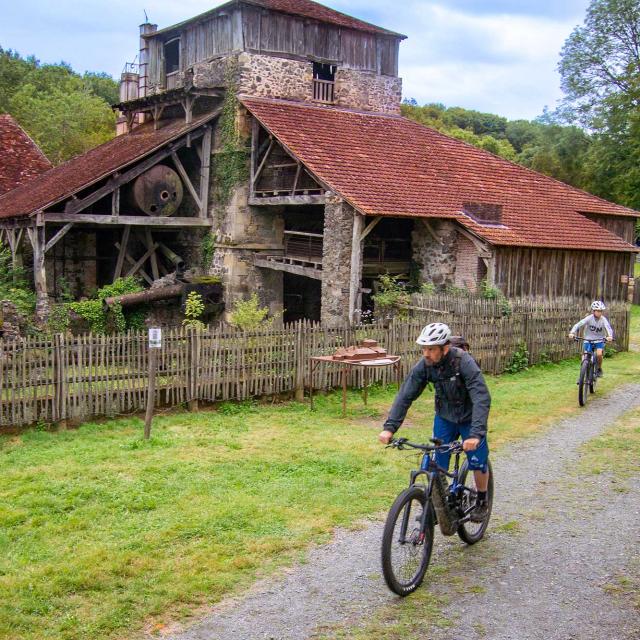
[378,430,394,445]
[568,332,575,339]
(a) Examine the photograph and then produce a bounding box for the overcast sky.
[0,0,591,120]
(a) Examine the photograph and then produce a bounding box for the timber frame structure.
[0,110,221,324]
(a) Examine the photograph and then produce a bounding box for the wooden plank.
[171,151,202,209]
[248,195,326,206]
[45,214,213,227]
[199,126,212,218]
[113,226,131,281]
[44,223,74,254]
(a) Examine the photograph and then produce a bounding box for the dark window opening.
[313,62,336,82]
[164,39,180,75]
[463,202,503,225]
[283,274,321,323]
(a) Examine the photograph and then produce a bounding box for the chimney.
[139,22,157,98]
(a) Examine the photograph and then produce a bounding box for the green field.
[1,308,639,640]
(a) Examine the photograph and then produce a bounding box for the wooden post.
[349,213,365,324]
[27,224,49,326]
[199,126,212,218]
[144,327,162,439]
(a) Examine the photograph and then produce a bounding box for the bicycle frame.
[399,448,476,541]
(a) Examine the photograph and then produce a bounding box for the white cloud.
[0,0,590,120]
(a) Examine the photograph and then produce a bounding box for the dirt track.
[166,383,640,640]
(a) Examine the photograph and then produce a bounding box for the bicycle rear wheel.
[589,356,597,394]
[457,460,493,545]
[381,485,435,596]
[578,359,589,407]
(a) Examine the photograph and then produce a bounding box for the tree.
[559,0,640,126]
[558,0,640,208]
[0,48,118,164]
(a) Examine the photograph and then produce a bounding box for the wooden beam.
[171,151,202,210]
[199,126,212,218]
[113,226,131,281]
[254,256,323,280]
[112,187,120,217]
[44,222,74,253]
[456,224,491,256]
[360,216,382,242]
[27,225,49,325]
[420,219,443,246]
[248,195,326,207]
[349,213,365,323]
[250,118,259,189]
[143,229,160,280]
[44,213,212,227]
[125,243,159,278]
[291,162,302,196]
[115,241,153,284]
[62,130,206,216]
[252,138,274,187]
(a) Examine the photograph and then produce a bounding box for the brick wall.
[454,234,480,292]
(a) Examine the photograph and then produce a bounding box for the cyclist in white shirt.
[568,301,614,377]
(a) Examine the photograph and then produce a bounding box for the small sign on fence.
[148,327,162,349]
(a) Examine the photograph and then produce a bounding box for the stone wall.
[192,52,402,113]
[412,219,458,287]
[47,231,97,299]
[321,195,355,327]
[334,69,402,115]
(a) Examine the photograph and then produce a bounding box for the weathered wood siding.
[147,2,401,88]
[494,247,635,301]
[582,213,637,245]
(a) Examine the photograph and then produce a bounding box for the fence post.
[53,333,67,427]
[189,328,200,411]
[295,321,305,402]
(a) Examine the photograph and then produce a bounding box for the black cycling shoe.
[470,499,489,523]
[597,369,603,378]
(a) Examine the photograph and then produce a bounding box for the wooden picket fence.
[0,301,630,428]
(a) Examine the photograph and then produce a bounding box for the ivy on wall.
[212,62,250,207]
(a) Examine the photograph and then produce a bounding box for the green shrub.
[228,293,272,331]
[0,247,36,318]
[372,274,411,319]
[183,291,205,330]
[505,341,530,373]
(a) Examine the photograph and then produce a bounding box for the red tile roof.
[152,0,405,38]
[0,115,52,196]
[242,97,638,253]
[0,113,217,220]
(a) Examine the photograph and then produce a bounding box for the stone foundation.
[321,195,356,327]
[412,219,458,287]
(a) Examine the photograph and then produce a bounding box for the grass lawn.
[1,309,639,640]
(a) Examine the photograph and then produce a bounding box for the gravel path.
[167,383,640,640]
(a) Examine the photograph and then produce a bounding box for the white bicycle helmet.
[591,300,606,311]
[416,323,452,346]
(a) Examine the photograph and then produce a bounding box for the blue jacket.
[383,347,491,439]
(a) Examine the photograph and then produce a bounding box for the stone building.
[0,0,637,327]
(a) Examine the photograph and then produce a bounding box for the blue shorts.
[433,415,489,472]
[583,341,605,353]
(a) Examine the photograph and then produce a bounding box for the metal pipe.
[104,284,183,309]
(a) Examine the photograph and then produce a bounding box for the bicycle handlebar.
[388,437,463,453]
[573,336,613,343]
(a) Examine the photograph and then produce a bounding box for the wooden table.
[308,355,402,416]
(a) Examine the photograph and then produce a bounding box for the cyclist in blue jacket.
[378,322,491,521]
[568,300,614,377]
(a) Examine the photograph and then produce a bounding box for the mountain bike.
[381,437,493,596]
[574,337,603,407]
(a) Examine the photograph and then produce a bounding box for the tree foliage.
[558,0,640,210]
[401,101,591,189]
[0,47,117,164]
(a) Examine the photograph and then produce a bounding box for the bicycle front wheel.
[589,357,597,394]
[381,485,435,596]
[457,459,493,545]
[578,359,589,407]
